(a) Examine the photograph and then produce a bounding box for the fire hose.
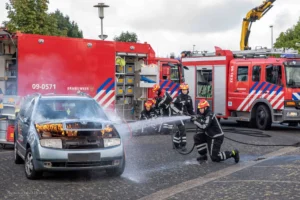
[172,126,300,155]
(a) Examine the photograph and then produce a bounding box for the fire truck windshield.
[285,62,300,88]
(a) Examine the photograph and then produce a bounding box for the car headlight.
[40,139,62,149]
[103,138,121,147]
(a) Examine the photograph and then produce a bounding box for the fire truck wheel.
[256,105,272,130]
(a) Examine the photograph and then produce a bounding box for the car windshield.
[33,99,108,121]
[285,64,300,88]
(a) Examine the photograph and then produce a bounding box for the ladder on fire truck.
[190,47,299,58]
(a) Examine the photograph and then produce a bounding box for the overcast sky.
[1,0,300,57]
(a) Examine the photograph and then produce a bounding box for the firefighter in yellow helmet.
[152,83,174,134]
[171,83,195,151]
[190,99,240,163]
[140,100,157,120]
[139,100,158,134]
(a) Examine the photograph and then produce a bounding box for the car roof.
[39,95,93,100]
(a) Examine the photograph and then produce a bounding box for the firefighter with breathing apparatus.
[139,100,158,133]
[171,83,194,151]
[152,84,174,134]
[191,99,240,163]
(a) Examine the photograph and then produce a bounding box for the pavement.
[0,120,300,200]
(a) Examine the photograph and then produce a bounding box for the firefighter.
[140,101,157,120]
[152,84,174,134]
[171,83,195,150]
[191,99,240,163]
[139,100,158,133]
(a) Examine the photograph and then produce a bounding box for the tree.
[274,17,300,52]
[114,31,138,42]
[50,10,83,38]
[4,0,60,35]
[3,0,83,38]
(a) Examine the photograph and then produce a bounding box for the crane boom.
[240,0,276,50]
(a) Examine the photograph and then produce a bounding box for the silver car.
[14,93,125,179]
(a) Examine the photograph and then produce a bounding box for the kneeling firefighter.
[171,83,194,151]
[191,99,240,163]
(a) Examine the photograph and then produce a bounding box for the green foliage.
[50,10,83,38]
[274,17,300,52]
[113,31,138,42]
[3,0,83,38]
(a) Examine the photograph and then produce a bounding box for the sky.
[1,0,300,57]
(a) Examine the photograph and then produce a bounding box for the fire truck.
[181,47,300,130]
[0,30,184,146]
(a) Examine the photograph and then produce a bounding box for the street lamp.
[193,45,195,52]
[94,3,109,40]
[270,25,273,49]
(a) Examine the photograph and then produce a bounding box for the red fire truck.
[181,47,300,130]
[0,30,184,146]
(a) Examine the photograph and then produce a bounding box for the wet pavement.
[0,120,300,200]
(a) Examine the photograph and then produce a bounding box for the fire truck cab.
[182,47,300,130]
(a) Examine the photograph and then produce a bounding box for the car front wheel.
[25,148,43,180]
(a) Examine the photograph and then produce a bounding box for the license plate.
[68,153,101,162]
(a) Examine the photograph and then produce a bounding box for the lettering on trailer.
[32,84,56,90]
[67,87,90,91]
[159,80,180,98]
[237,82,284,111]
[229,66,234,83]
[94,78,115,110]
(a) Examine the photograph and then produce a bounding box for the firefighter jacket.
[140,108,157,120]
[155,91,173,116]
[192,109,224,138]
[172,93,195,115]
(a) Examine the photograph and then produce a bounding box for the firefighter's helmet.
[151,99,156,105]
[144,101,153,108]
[152,84,160,92]
[198,99,210,109]
[179,83,189,90]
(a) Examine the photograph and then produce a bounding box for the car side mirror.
[23,117,30,125]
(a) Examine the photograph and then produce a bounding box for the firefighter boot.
[196,155,208,163]
[180,146,187,152]
[231,150,240,163]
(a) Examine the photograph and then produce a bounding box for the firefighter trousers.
[173,120,186,148]
[193,133,232,162]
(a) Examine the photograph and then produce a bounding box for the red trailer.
[0,30,184,145]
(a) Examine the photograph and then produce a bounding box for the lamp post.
[270,25,273,49]
[94,3,109,40]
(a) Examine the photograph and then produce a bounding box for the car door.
[19,99,35,156]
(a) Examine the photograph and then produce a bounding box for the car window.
[33,99,108,121]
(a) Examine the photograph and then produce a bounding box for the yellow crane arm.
[240,0,276,50]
